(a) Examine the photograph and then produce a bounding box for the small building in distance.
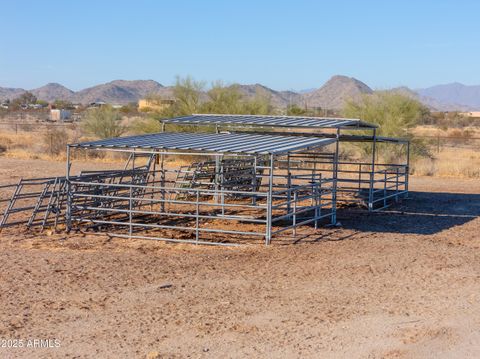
[138,98,175,112]
[50,109,71,122]
[88,101,107,108]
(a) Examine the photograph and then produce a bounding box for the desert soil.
[0,157,479,358]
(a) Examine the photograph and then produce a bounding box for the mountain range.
[1,76,480,111]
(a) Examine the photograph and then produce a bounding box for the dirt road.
[0,158,479,358]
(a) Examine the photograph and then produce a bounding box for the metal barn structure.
[0,114,410,246]
[163,114,410,211]
[62,132,337,245]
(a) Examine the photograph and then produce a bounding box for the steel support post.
[331,129,340,224]
[395,167,399,202]
[265,154,274,245]
[65,145,72,232]
[405,141,410,196]
[160,152,165,212]
[129,151,135,237]
[252,156,258,205]
[383,170,387,208]
[214,155,221,203]
[368,128,377,211]
[287,153,291,214]
[292,191,297,238]
[315,181,321,229]
[150,153,157,210]
[195,190,200,243]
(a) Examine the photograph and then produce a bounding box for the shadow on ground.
[337,191,480,235]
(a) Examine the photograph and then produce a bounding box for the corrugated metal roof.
[228,130,409,144]
[163,114,377,129]
[71,132,336,155]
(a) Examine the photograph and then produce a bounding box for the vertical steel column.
[150,153,157,211]
[65,145,72,232]
[221,159,225,217]
[214,154,221,203]
[383,170,387,208]
[265,154,274,245]
[405,141,410,196]
[286,153,291,214]
[331,129,340,224]
[129,151,135,237]
[395,167,399,202]
[314,182,319,230]
[195,190,200,243]
[368,128,377,211]
[252,156,258,205]
[315,180,321,229]
[292,191,297,238]
[160,152,165,212]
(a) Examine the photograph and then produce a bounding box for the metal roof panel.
[71,132,336,155]
[163,114,377,129]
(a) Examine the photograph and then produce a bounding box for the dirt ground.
[0,157,479,358]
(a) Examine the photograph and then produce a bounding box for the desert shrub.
[130,117,163,134]
[16,123,36,132]
[43,127,68,156]
[201,82,244,114]
[201,82,273,115]
[157,76,205,118]
[343,92,431,160]
[156,76,273,120]
[82,106,126,139]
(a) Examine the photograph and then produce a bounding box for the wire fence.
[416,135,480,152]
[0,121,77,134]
[0,120,479,154]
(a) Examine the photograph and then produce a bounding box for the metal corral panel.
[163,113,377,129]
[71,132,336,155]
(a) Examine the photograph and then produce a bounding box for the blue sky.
[1,0,479,91]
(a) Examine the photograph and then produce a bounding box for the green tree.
[162,75,205,117]
[286,104,308,116]
[344,92,429,137]
[343,92,431,160]
[119,102,139,114]
[144,76,274,134]
[53,100,74,109]
[82,106,126,139]
[240,91,273,115]
[130,117,163,134]
[201,82,243,114]
[11,91,37,109]
[18,91,37,105]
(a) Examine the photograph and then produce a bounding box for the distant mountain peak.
[1,76,478,110]
[417,82,480,110]
[302,75,373,110]
[30,83,74,102]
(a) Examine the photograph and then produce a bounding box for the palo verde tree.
[135,76,274,134]
[343,91,431,160]
[165,75,205,117]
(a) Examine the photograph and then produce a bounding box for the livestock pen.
[0,114,410,245]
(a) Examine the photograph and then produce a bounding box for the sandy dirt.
[0,158,479,358]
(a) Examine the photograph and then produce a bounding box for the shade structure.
[71,132,336,155]
[163,114,377,129]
